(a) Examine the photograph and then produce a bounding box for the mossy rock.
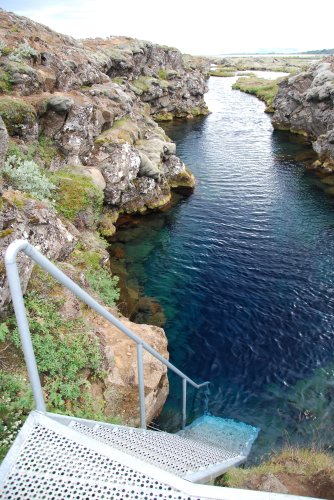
[169,168,195,192]
[52,169,104,228]
[46,95,74,114]
[0,97,36,136]
[130,76,155,95]
[95,117,140,146]
[154,112,174,121]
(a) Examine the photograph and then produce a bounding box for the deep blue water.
[114,76,334,458]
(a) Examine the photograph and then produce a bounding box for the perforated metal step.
[49,413,249,483]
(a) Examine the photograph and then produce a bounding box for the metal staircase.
[0,240,321,499]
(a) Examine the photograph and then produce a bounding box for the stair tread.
[177,415,259,457]
[68,418,249,478]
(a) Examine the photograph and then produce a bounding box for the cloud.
[2,0,334,55]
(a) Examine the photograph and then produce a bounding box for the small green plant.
[157,69,168,80]
[3,155,55,201]
[0,288,109,458]
[51,170,104,226]
[0,40,9,57]
[86,267,120,307]
[7,291,103,412]
[0,371,33,461]
[8,42,38,63]
[0,69,13,93]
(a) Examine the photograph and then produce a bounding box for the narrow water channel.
[112,75,334,459]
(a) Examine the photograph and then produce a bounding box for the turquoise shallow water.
[114,76,334,459]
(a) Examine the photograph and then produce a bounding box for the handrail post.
[5,241,46,413]
[5,240,210,430]
[136,343,146,429]
[182,378,187,430]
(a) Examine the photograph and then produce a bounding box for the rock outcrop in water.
[0,7,207,434]
[272,57,334,170]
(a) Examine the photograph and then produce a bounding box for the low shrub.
[3,155,55,201]
[8,42,38,63]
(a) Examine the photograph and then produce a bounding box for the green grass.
[70,242,120,307]
[219,446,334,495]
[51,169,104,226]
[0,290,107,459]
[232,76,284,111]
[210,65,236,77]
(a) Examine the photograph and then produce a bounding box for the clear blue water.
[113,76,334,458]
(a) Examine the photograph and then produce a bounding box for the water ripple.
[121,76,334,457]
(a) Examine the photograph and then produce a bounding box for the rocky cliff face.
[272,57,334,170]
[0,9,208,219]
[0,8,207,430]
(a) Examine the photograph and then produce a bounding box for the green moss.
[154,112,174,121]
[157,69,168,80]
[210,65,237,77]
[95,117,140,145]
[37,135,57,166]
[3,190,30,208]
[6,137,57,167]
[0,69,13,93]
[0,228,14,238]
[0,97,36,136]
[131,76,153,94]
[112,77,125,85]
[51,169,104,225]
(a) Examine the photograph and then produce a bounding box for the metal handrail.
[5,239,209,429]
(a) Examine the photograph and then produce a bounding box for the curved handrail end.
[4,239,30,266]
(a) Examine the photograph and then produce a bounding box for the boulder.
[0,190,77,316]
[102,143,141,205]
[96,312,169,425]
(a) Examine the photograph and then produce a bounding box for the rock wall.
[0,9,208,218]
[272,57,334,169]
[0,8,207,426]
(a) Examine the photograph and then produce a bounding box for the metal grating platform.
[0,412,323,500]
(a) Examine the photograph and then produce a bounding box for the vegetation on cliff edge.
[219,447,334,500]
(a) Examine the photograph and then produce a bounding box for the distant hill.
[301,48,334,54]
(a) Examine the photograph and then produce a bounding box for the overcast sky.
[1,0,333,55]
